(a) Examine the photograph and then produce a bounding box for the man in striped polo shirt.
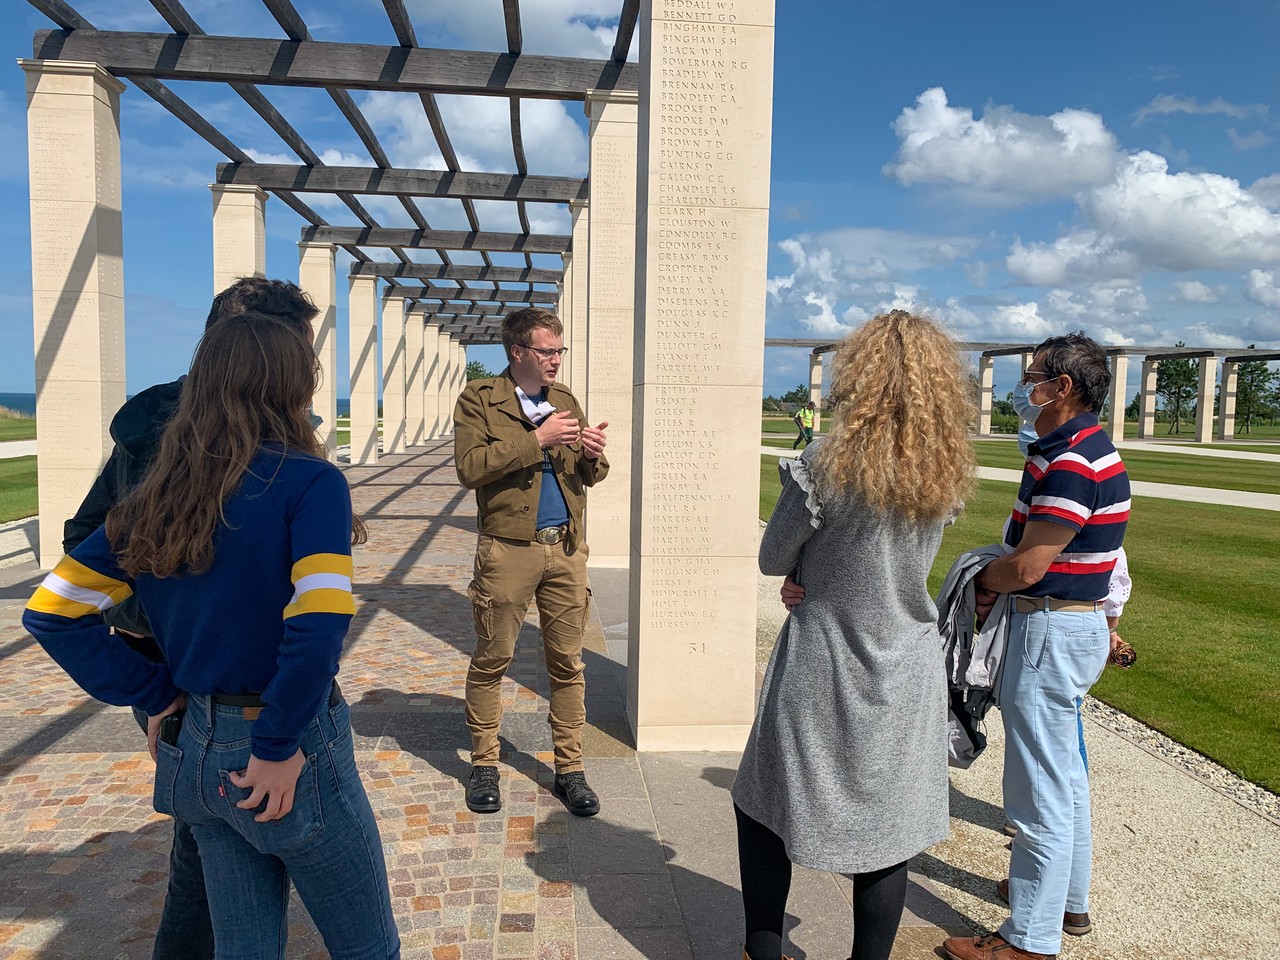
[945,333,1130,960]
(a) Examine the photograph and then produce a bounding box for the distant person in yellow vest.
[793,401,816,450]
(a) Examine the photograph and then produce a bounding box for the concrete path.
[762,448,1280,511]
[2,443,1276,959]
[1117,440,1280,463]
[0,440,36,460]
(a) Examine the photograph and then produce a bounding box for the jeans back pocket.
[152,740,182,818]
[217,753,325,856]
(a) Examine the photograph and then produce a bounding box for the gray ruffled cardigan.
[732,443,951,873]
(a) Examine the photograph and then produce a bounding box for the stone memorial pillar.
[406,313,425,446]
[210,184,266,295]
[1107,353,1129,443]
[1218,361,1239,441]
[421,319,442,440]
[456,342,468,404]
[1021,350,1036,376]
[381,294,407,455]
[347,275,379,465]
[568,199,591,404]
[1138,360,1158,440]
[299,241,338,459]
[1194,356,1217,444]
[808,352,823,432]
[559,255,575,387]
[627,0,776,750]
[977,355,995,435]
[21,60,126,568]
[584,88,639,566]
[437,327,455,436]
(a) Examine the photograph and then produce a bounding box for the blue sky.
[2,0,1278,402]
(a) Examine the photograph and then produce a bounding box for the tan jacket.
[454,371,608,551]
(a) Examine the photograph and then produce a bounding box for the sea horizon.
[0,392,354,418]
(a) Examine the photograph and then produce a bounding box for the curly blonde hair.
[815,310,975,522]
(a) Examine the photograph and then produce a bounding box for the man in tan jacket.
[454,307,609,817]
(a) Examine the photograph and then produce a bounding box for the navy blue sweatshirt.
[24,447,356,761]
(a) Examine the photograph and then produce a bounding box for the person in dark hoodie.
[61,277,318,960]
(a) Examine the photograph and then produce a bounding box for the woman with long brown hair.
[25,312,399,959]
[732,310,975,960]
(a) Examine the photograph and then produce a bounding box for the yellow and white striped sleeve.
[283,553,356,619]
[27,556,133,621]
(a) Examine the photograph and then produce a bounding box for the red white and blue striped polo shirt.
[1003,413,1131,601]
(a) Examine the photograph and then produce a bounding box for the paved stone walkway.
[0,441,36,461]
[0,443,963,960]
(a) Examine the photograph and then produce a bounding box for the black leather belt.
[212,681,342,710]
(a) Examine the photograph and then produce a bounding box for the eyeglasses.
[1020,368,1056,385]
[521,345,568,359]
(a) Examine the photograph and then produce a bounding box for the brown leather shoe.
[996,878,1092,936]
[942,933,1054,960]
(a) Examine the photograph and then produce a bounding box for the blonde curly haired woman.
[732,310,975,960]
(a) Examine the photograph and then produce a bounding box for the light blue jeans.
[153,692,400,960]
[998,607,1108,955]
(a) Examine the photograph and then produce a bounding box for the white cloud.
[1007,231,1139,285]
[1228,129,1273,152]
[403,0,637,60]
[1007,153,1280,282]
[1135,94,1268,125]
[1172,280,1220,303]
[1180,323,1247,349]
[1245,269,1280,308]
[1249,174,1280,207]
[883,87,1119,201]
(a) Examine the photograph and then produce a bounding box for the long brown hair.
[107,311,366,578]
[815,310,975,523]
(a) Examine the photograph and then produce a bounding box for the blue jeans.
[153,693,400,959]
[998,608,1108,955]
[132,706,215,960]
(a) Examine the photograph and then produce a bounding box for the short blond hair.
[815,310,974,522]
[501,307,563,361]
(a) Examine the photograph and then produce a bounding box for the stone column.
[568,199,590,404]
[405,313,425,445]
[1107,353,1129,443]
[347,274,379,464]
[299,241,338,459]
[559,255,574,388]
[21,60,125,568]
[584,88,639,565]
[1021,350,1035,376]
[1218,361,1239,441]
[627,0,776,751]
[1194,356,1217,444]
[210,184,267,296]
[1138,360,1158,440]
[381,294,407,455]
[808,353,823,433]
[420,319,442,440]
[436,328,455,436]
[977,355,995,435]
[456,342,468,404]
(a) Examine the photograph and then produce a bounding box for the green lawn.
[974,439,1280,496]
[0,418,37,442]
[0,456,37,523]
[758,463,1280,793]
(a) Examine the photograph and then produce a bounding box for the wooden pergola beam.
[34,29,639,99]
[353,262,562,283]
[216,162,587,203]
[301,226,570,253]
[401,284,558,304]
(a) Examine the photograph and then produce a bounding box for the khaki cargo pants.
[465,534,591,773]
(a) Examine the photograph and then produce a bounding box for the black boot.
[466,765,502,813]
[553,771,600,817]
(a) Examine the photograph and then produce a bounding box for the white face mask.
[1017,422,1038,458]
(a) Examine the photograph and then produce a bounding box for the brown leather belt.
[534,525,568,545]
[1013,596,1103,614]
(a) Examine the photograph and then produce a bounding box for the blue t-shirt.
[534,390,571,529]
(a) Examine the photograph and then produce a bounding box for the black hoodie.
[61,377,184,649]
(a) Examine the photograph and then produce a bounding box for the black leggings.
[735,804,909,960]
